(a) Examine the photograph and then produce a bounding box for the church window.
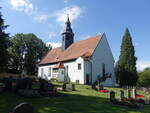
[53,68,58,73]
[78,63,81,70]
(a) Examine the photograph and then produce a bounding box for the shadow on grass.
[0,91,150,113]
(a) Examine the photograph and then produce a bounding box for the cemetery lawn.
[0,85,150,113]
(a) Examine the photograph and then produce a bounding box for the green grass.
[0,84,150,113]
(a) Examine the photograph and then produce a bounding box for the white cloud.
[46,42,61,48]
[48,32,57,39]
[53,5,83,26]
[9,0,34,14]
[137,61,150,71]
[64,0,71,3]
[34,14,49,23]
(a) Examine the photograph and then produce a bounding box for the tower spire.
[64,14,72,33]
[61,15,74,50]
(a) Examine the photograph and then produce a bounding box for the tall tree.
[0,7,9,72]
[8,33,50,75]
[118,28,137,86]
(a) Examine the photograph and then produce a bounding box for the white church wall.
[64,57,84,84]
[38,57,85,84]
[91,34,116,86]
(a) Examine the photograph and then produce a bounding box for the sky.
[1,0,150,71]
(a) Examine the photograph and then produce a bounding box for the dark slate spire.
[61,15,74,51]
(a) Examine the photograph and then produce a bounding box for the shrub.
[137,68,150,87]
[50,78,58,82]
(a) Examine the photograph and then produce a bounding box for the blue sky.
[1,0,150,70]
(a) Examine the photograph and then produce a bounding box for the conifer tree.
[0,7,9,72]
[118,28,137,86]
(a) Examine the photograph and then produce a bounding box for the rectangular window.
[78,63,81,70]
[53,68,58,73]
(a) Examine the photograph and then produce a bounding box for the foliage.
[50,78,58,82]
[8,33,50,74]
[0,7,9,72]
[114,61,120,84]
[117,28,138,86]
[137,68,150,87]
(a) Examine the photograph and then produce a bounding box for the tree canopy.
[0,7,9,72]
[8,33,50,75]
[138,68,150,87]
[117,28,138,86]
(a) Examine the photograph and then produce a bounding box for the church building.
[38,17,115,86]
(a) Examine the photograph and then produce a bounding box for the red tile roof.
[39,34,103,65]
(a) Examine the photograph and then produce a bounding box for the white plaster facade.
[38,34,115,86]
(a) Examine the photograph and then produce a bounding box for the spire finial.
[66,13,70,23]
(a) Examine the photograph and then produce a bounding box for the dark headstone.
[127,89,131,99]
[92,84,97,91]
[13,103,34,113]
[120,90,125,101]
[43,83,54,92]
[72,84,75,91]
[39,78,48,91]
[110,91,115,102]
[99,85,104,90]
[62,83,66,91]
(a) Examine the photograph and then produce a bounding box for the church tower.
[61,16,74,51]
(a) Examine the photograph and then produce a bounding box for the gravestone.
[43,83,54,92]
[110,91,115,102]
[99,85,104,90]
[72,83,75,91]
[132,88,136,99]
[62,83,66,91]
[66,84,72,91]
[120,90,125,101]
[13,102,34,113]
[127,89,131,99]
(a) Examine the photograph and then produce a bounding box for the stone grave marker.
[127,89,131,99]
[110,91,115,102]
[13,102,34,113]
[120,90,125,101]
[72,83,75,91]
[132,88,136,99]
